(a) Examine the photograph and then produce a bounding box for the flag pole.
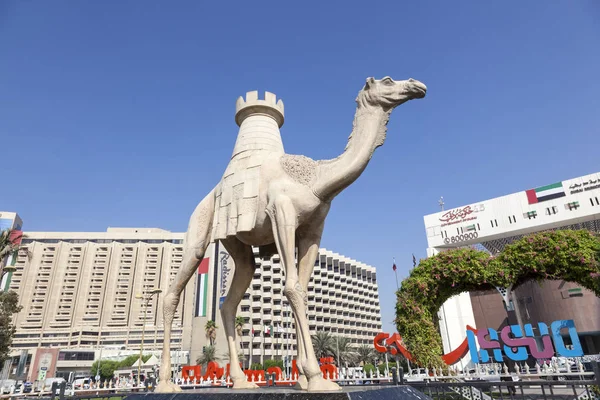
[393,257,399,290]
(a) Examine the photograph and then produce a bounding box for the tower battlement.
[235,91,285,127]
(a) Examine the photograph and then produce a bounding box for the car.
[22,382,33,393]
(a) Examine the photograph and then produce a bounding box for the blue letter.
[551,320,583,357]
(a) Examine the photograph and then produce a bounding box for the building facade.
[423,171,600,366]
[2,222,382,381]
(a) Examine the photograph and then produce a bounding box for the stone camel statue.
[156,76,427,392]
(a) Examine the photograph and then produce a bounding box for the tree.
[234,316,246,366]
[196,345,217,366]
[205,320,218,346]
[363,363,376,376]
[330,336,356,367]
[220,349,246,363]
[311,331,334,359]
[89,360,119,382]
[0,229,25,278]
[90,354,152,381]
[0,291,22,365]
[355,344,376,366]
[235,316,245,337]
[262,359,283,371]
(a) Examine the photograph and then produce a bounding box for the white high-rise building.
[2,222,382,381]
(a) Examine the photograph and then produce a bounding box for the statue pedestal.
[126,385,431,400]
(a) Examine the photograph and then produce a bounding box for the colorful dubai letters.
[466,319,583,363]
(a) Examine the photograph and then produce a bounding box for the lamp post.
[1,265,16,292]
[135,288,162,386]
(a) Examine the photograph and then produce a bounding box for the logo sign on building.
[567,177,600,195]
[219,251,232,298]
[438,204,485,227]
[466,319,583,363]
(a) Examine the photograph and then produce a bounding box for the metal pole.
[96,347,103,383]
[393,257,399,291]
[286,302,290,377]
[138,297,150,386]
[336,330,340,369]
[249,311,253,369]
[136,290,161,385]
[385,351,389,376]
[441,302,454,370]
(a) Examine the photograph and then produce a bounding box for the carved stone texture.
[156,77,427,393]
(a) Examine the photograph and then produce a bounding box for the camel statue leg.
[220,238,259,389]
[294,223,328,390]
[156,190,214,393]
[267,197,340,392]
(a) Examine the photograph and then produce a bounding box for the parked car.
[22,382,33,393]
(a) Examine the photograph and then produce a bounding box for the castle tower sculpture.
[212,91,286,240]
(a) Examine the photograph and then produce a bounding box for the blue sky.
[1,1,599,334]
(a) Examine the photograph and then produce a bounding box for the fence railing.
[1,361,598,400]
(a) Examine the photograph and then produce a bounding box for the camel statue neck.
[313,105,391,201]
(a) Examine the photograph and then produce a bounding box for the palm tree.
[234,316,246,367]
[355,344,376,366]
[196,345,217,366]
[220,349,247,364]
[0,229,25,279]
[311,331,334,359]
[331,336,356,367]
[205,320,218,346]
[235,316,245,337]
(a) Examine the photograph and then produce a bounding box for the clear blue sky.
[2,1,599,334]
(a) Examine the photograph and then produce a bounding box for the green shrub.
[363,363,376,376]
[250,363,263,370]
[263,359,283,370]
[378,362,396,376]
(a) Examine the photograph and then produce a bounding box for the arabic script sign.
[569,178,600,195]
[467,319,583,363]
[438,204,484,227]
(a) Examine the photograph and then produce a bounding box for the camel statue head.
[358,76,427,110]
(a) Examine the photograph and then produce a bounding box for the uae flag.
[195,258,210,317]
[463,224,476,232]
[525,182,565,204]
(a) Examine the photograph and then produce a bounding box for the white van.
[72,378,91,390]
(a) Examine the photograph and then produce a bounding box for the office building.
[423,171,600,365]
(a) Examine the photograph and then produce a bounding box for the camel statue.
[156,76,427,392]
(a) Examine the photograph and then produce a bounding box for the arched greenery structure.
[395,229,600,368]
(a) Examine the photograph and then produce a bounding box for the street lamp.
[2,265,16,274]
[1,265,16,293]
[135,288,162,386]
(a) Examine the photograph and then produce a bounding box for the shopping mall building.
[0,212,382,383]
[424,171,600,368]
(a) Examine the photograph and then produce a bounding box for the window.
[508,215,516,224]
[590,197,600,206]
[58,351,95,361]
[565,201,580,211]
[490,219,498,227]
[545,206,558,215]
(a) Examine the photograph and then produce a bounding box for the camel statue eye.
[382,78,394,86]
